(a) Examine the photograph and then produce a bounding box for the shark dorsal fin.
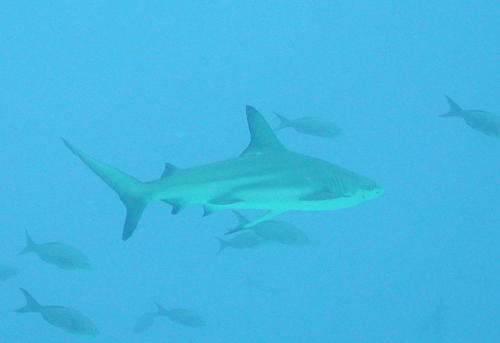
[241,106,285,156]
[161,163,179,179]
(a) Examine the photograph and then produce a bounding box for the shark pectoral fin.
[225,210,285,235]
[163,199,186,215]
[299,190,346,201]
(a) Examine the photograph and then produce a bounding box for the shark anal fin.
[163,199,186,215]
[225,210,285,235]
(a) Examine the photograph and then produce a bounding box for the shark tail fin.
[15,289,41,313]
[441,96,464,117]
[155,303,168,316]
[18,230,36,255]
[62,139,151,241]
[274,112,291,130]
[215,237,229,253]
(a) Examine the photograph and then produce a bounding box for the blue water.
[2,1,499,342]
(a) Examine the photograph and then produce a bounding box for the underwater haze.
[1,1,500,342]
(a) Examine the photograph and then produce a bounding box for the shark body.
[64,106,382,240]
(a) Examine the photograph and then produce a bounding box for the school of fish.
[3,98,498,336]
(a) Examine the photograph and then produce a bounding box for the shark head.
[300,169,383,210]
[354,178,384,201]
[336,174,384,206]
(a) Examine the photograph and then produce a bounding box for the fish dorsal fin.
[241,106,285,156]
[161,163,179,179]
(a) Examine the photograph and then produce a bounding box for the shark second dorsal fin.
[241,106,285,156]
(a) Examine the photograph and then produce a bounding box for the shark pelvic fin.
[163,199,186,215]
[241,106,285,156]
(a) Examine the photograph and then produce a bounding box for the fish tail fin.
[273,112,291,130]
[154,302,168,316]
[224,211,251,235]
[15,289,41,313]
[18,230,36,255]
[62,139,152,241]
[232,211,250,226]
[215,237,228,253]
[441,95,464,117]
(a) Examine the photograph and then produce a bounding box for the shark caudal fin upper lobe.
[62,139,151,241]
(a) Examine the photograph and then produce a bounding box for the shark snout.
[360,182,384,198]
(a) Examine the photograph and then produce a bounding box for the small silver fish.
[19,231,91,270]
[15,288,99,336]
[0,264,20,281]
[133,303,165,334]
[216,232,265,253]
[440,96,500,138]
[274,112,342,138]
[253,221,309,245]
[231,211,309,246]
[156,303,206,327]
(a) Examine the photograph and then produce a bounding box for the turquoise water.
[1,2,499,342]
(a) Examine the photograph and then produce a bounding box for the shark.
[63,106,383,241]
